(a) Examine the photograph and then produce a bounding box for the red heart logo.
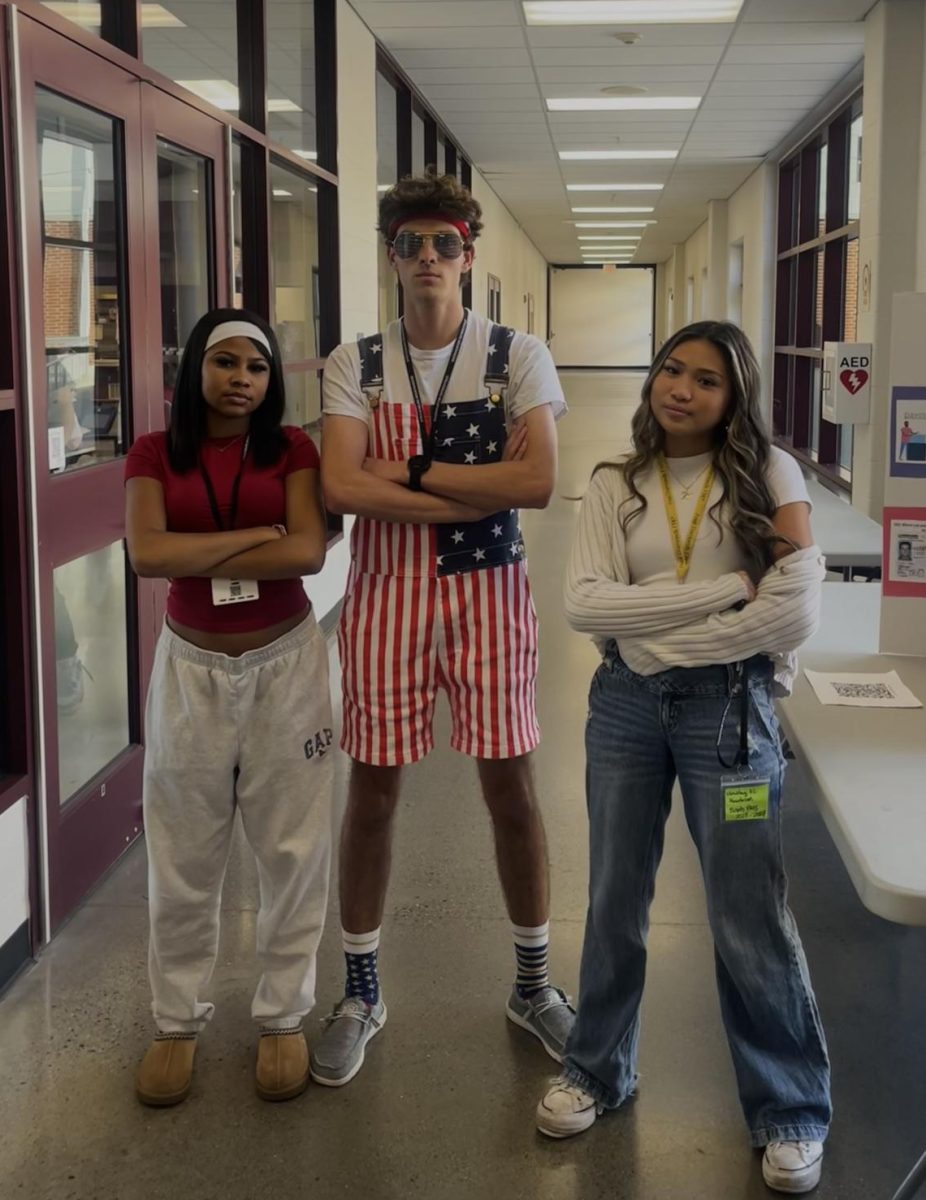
[839,369,868,394]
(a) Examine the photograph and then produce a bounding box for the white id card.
[211,578,259,605]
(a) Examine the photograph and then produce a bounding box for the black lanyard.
[198,435,250,531]
[716,659,751,771]
[399,312,468,459]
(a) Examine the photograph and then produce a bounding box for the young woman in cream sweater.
[537,322,831,1196]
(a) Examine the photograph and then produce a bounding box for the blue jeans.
[563,644,831,1148]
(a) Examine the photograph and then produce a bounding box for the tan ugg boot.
[136,1035,197,1107]
[256,1029,309,1101]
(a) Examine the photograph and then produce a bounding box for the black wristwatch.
[407,454,432,492]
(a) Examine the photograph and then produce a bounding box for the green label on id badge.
[722,777,770,822]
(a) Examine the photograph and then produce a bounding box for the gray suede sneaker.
[309,996,387,1087]
[506,985,575,1062]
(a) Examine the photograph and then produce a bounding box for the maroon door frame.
[17,15,227,932]
[134,85,229,704]
[0,8,38,953]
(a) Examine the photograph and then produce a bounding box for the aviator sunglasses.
[390,230,466,260]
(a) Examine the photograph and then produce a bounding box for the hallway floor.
[2,373,924,1200]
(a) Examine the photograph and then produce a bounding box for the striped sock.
[343,927,381,1006]
[513,922,550,999]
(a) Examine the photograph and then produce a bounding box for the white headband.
[204,320,273,358]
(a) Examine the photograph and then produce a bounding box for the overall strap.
[484,324,516,395]
[357,332,385,406]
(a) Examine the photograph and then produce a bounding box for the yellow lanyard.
[657,455,715,582]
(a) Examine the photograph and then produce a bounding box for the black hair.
[167,307,288,473]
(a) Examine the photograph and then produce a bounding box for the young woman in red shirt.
[125,308,332,1107]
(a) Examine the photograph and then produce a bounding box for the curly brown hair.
[377,168,483,243]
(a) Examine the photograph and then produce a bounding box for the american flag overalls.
[337,314,540,766]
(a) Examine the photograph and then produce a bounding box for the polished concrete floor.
[2,373,925,1200]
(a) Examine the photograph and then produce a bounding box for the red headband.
[387,211,471,241]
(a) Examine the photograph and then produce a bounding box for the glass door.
[18,18,149,931]
[18,18,227,932]
[136,86,228,696]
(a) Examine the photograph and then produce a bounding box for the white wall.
[470,170,549,337]
[550,267,654,367]
[0,800,29,948]
[726,163,777,415]
[684,222,709,322]
[660,162,777,420]
[854,0,925,518]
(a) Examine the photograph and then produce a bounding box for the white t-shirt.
[623,445,811,584]
[322,311,567,425]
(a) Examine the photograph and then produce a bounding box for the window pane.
[844,238,859,341]
[157,142,212,402]
[143,4,239,116]
[814,246,824,347]
[817,142,827,236]
[838,423,853,478]
[810,363,821,459]
[54,542,130,806]
[40,2,101,36]
[39,90,128,475]
[270,161,319,425]
[231,138,244,307]
[412,110,425,176]
[377,73,397,190]
[267,1,317,160]
[376,73,398,330]
[848,114,862,222]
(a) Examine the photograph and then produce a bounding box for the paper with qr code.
[804,670,923,708]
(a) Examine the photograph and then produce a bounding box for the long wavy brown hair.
[619,320,792,576]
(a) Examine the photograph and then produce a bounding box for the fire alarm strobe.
[822,342,872,424]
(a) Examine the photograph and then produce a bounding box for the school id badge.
[720,773,771,822]
[212,578,259,606]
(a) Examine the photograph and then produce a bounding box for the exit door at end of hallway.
[549,265,655,370]
[17,15,228,932]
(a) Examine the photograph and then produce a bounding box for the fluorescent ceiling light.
[571,206,654,213]
[560,150,677,161]
[295,150,318,161]
[548,97,700,112]
[43,2,185,26]
[573,221,653,227]
[177,81,301,113]
[524,2,743,25]
[566,183,663,191]
[577,234,640,240]
[272,189,293,197]
[581,245,638,250]
[377,184,392,192]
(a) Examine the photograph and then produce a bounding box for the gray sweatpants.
[143,611,333,1034]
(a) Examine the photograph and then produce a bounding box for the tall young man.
[315,171,571,1087]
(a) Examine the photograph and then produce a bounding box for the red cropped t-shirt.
[125,427,320,633]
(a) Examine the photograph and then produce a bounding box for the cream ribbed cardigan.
[564,464,826,696]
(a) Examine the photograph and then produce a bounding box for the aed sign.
[823,341,872,424]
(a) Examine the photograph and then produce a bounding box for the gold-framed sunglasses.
[390,230,467,260]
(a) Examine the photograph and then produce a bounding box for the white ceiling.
[350,0,871,264]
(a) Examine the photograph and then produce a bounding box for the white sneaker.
[535,1075,599,1139]
[762,1140,824,1194]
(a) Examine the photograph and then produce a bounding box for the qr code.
[832,682,895,700]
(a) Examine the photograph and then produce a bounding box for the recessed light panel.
[559,150,677,161]
[548,97,700,111]
[524,2,743,24]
